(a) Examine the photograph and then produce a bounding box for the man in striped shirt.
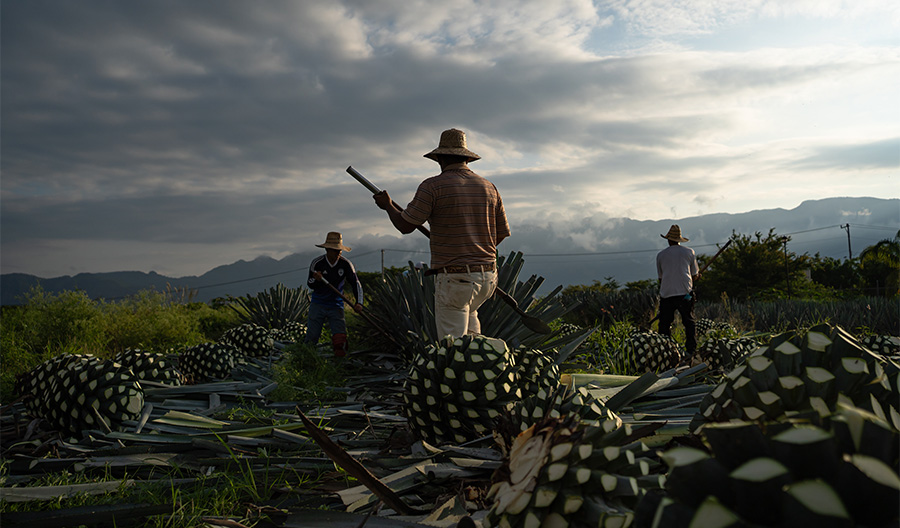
[374,128,510,338]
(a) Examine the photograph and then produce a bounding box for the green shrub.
[0,287,240,403]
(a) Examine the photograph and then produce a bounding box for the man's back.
[657,244,698,298]
[402,166,509,268]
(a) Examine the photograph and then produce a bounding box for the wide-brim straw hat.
[661,225,689,242]
[316,232,351,251]
[424,128,481,162]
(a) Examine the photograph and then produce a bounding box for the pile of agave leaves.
[1,252,898,528]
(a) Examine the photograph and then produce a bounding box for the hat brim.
[424,147,481,162]
[661,234,689,242]
[316,243,351,251]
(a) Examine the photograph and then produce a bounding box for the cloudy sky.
[2,0,898,281]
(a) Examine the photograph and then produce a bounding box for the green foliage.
[0,449,309,526]
[227,283,310,329]
[573,319,637,374]
[810,254,862,294]
[699,229,812,300]
[363,252,573,361]
[696,296,898,335]
[561,276,620,296]
[268,342,347,402]
[562,286,659,330]
[858,234,900,296]
[0,287,236,403]
[357,266,406,297]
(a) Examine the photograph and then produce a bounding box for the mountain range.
[2,197,897,305]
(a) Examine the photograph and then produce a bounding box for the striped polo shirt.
[401,165,510,269]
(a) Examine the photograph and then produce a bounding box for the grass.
[0,434,318,527]
[268,341,349,402]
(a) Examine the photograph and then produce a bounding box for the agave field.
[1,252,898,528]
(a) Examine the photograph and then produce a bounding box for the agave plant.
[17,354,145,435]
[485,414,665,528]
[228,283,310,330]
[360,252,580,365]
[113,349,184,386]
[563,286,659,330]
[403,334,521,445]
[637,404,899,527]
[691,323,900,433]
[179,342,243,383]
[695,336,760,372]
[219,323,276,357]
[617,332,683,374]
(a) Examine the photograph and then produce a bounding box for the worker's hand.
[373,190,392,211]
[313,271,324,281]
[353,303,364,314]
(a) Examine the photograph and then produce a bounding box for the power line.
[850,224,899,232]
[179,223,899,294]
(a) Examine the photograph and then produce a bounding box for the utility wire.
[178,223,898,294]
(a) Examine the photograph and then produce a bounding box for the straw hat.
[316,232,351,251]
[424,128,481,162]
[661,225,689,242]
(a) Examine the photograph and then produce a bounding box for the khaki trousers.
[434,269,498,338]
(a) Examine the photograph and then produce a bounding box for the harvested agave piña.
[113,349,183,386]
[636,404,899,527]
[219,323,275,357]
[695,336,759,371]
[861,334,900,357]
[486,415,663,528]
[270,321,307,343]
[691,323,900,432]
[510,386,622,435]
[620,332,682,374]
[179,342,242,383]
[17,354,144,435]
[515,346,560,399]
[695,318,735,338]
[403,335,521,445]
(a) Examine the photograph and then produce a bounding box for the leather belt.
[425,263,495,275]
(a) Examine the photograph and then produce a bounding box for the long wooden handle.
[699,239,732,274]
[346,166,431,238]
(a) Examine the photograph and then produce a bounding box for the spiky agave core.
[113,349,184,386]
[691,323,900,432]
[861,334,900,357]
[510,386,622,436]
[270,321,307,343]
[18,354,145,435]
[696,318,736,338]
[515,346,560,399]
[179,342,242,383]
[620,332,682,374]
[403,334,521,445]
[486,415,664,528]
[219,323,275,357]
[695,336,760,371]
[638,404,899,527]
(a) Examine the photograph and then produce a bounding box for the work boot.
[332,333,348,357]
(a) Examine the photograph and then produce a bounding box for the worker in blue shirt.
[305,232,363,357]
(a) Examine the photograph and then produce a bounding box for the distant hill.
[3,197,897,305]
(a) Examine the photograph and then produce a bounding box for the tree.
[698,229,812,301]
[858,231,899,297]
[809,254,861,294]
[561,276,619,297]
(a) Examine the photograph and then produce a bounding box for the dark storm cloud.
[787,137,900,171]
[2,1,896,277]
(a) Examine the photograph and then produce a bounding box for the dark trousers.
[305,303,346,345]
[658,294,697,355]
